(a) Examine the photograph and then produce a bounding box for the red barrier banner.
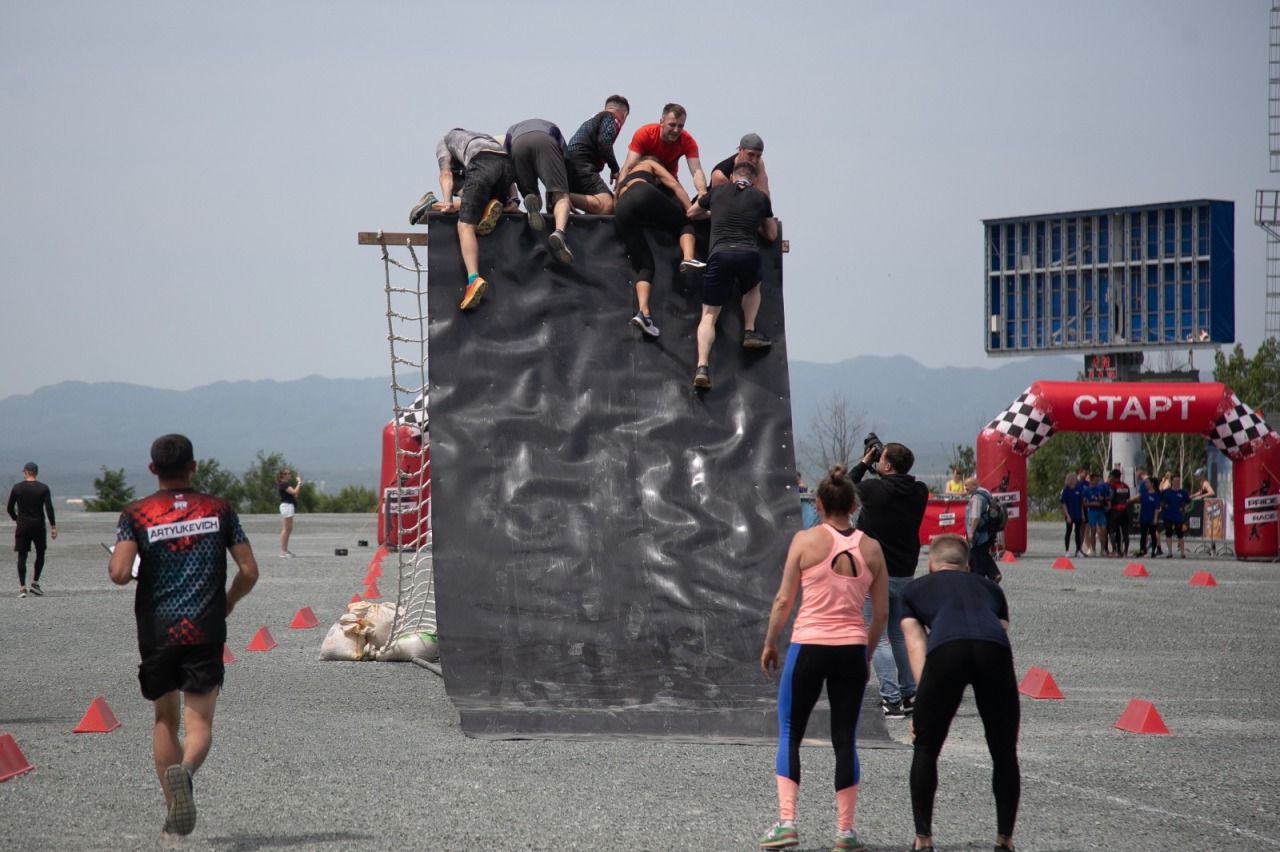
[1033,381,1230,434]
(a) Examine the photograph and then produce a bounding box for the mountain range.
[0,356,1081,498]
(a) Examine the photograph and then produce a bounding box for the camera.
[863,432,885,466]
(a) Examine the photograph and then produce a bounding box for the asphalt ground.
[2,512,1278,851]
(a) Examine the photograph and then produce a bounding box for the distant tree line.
[84,450,378,513]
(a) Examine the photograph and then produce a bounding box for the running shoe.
[523,193,544,231]
[18,587,27,598]
[743,329,773,349]
[679,258,707,272]
[460,276,488,311]
[163,764,197,836]
[475,199,502,236]
[759,822,799,849]
[832,830,868,852]
[1166,552,1173,559]
[408,190,438,225]
[900,694,914,716]
[29,583,43,596]
[631,312,660,338]
[693,365,711,389]
[279,551,295,558]
[881,699,905,720]
[548,229,574,265]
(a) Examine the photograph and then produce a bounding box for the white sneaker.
[279,551,295,558]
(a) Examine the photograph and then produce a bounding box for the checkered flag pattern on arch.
[986,388,1055,452]
[1210,394,1272,458]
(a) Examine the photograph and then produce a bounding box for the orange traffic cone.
[289,606,319,629]
[362,581,380,600]
[73,695,122,733]
[999,551,1017,563]
[223,644,237,664]
[1188,571,1217,587]
[348,592,362,605]
[0,734,34,782]
[246,626,278,651]
[1114,698,1170,734]
[1123,562,1149,577]
[1051,556,1075,570]
[1018,666,1065,699]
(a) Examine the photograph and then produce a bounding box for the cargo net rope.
[378,232,436,643]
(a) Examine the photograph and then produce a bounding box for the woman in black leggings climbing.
[900,533,1020,852]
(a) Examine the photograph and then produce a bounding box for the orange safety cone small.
[1188,571,1217,587]
[362,581,381,600]
[246,626,278,651]
[289,606,319,629]
[362,566,381,586]
[348,592,362,605]
[1114,698,1170,734]
[1123,562,1149,577]
[223,644,237,664]
[1051,556,1075,570]
[0,734,34,782]
[1000,551,1017,563]
[1018,666,1065,699]
[73,695,122,733]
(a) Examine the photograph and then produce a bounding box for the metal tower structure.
[1254,3,1280,416]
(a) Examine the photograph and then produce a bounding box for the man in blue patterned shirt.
[566,95,629,214]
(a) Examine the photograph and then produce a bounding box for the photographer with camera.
[852,434,929,719]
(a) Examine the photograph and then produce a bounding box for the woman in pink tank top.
[758,465,888,851]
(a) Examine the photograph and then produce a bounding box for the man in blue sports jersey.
[1160,474,1192,558]
[108,434,259,839]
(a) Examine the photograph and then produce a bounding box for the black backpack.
[980,488,1009,533]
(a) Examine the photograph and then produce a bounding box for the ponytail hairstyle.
[816,464,856,517]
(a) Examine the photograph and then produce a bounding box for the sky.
[0,0,1272,401]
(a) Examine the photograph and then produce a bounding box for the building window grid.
[985,204,1214,351]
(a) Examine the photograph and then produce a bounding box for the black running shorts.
[138,643,224,701]
[702,249,763,307]
[458,152,515,225]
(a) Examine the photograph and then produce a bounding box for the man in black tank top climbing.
[685,161,777,390]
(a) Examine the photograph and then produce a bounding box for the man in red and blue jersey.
[108,434,259,839]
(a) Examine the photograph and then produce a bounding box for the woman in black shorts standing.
[900,533,1020,852]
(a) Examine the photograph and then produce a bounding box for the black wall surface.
[426,212,857,742]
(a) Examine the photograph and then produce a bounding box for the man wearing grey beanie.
[710,132,770,197]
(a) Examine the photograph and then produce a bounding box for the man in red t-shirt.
[616,103,707,198]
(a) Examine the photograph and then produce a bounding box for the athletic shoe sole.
[742,336,773,349]
[524,194,544,231]
[548,231,573,265]
[693,369,711,389]
[164,765,196,835]
[680,259,706,272]
[29,584,43,596]
[630,315,660,338]
[459,278,488,311]
[475,200,502,236]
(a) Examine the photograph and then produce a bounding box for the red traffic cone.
[223,644,237,664]
[1018,666,1065,699]
[362,581,380,600]
[363,566,381,586]
[0,734,34,782]
[246,626,278,651]
[289,606,319,629]
[1123,562,1149,577]
[348,592,362,605]
[1051,556,1075,570]
[73,695,122,733]
[999,551,1017,563]
[1188,571,1217,587]
[1114,698,1170,734]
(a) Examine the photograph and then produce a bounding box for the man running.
[108,434,259,839]
[7,461,56,597]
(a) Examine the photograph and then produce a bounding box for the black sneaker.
[548,229,573,265]
[743,329,773,349]
[881,699,905,719]
[693,365,711,389]
[29,583,42,596]
[679,258,706,272]
[630,312,660,338]
[163,764,197,835]
[18,587,27,598]
[523,193,544,231]
[408,190,438,225]
[900,694,914,716]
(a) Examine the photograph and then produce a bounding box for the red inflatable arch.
[976,381,1280,560]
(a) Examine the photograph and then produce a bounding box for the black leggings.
[614,181,685,282]
[775,643,869,790]
[1109,512,1130,554]
[910,639,1020,839]
[1138,522,1161,553]
[1063,519,1083,553]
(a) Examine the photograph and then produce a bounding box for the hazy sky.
[1,1,1270,401]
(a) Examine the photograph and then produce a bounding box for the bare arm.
[438,169,456,213]
[761,532,806,675]
[285,476,302,497]
[902,617,928,686]
[755,157,770,197]
[225,541,259,616]
[709,168,729,189]
[108,540,138,586]
[861,537,889,654]
[649,162,692,210]
[687,156,707,196]
[616,149,642,187]
[759,216,779,242]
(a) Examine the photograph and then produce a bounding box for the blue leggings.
[775,643,868,789]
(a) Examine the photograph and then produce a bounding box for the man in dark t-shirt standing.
[709,132,770,197]
[108,434,258,839]
[7,461,56,597]
[685,160,778,390]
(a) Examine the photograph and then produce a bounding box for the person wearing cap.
[710,132,770,197]
[7,462,57,597]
